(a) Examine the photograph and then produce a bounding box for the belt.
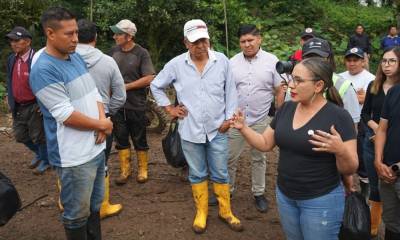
[16,100,36,107]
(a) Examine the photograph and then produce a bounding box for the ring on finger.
[322,143,326,148]
[325,132,331,138]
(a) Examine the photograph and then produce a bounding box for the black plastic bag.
[162,120,187,168]
[339,192,371,240]
[0,171,21,226]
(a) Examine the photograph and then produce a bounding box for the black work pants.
[112,108,149,151]
[13,102,45,145]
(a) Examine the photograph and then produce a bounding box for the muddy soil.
[0,113,284,240]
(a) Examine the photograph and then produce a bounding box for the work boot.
[115,149,131,185]
[29,156,41,169]
[213,183,243,232]
[64,225,87,240]
[136,151,148,183]
[33,160,51,175]
[87,211,102,240]
[191,181,208,234]
[57,178,64,212]
[100,174,123,219]
[254,195,269,213]
[370,200,382,237]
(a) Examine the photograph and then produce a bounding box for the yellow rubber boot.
[115,149,132,185]
[100,175,123,219]
[136,151,148,183]
[213,183,243,232]
[191,181,208,234]
[56,178,63,212]
[369,200,382,237]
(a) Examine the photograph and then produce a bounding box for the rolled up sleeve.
[150,61,176,107]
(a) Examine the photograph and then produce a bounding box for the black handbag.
[162,119,187,168]
[0,171,21,226]
[338,192,371,240]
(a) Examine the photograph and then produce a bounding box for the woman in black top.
[371,47,400,238]
[231,57,358,239]
[361,47,400,237]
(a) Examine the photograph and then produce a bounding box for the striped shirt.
[30,51,105,167]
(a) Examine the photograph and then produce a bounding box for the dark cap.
[301,27,315,39]
[302,37,331,58]
[345,47,364,59]
[6,26,32,40]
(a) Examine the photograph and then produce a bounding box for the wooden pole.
[223,0,229,57]
[90,0,93,21]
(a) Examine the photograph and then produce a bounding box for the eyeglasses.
[288,75,319,86]
[381,58,398,66]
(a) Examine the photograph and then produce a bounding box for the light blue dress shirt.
[230,49,281,125]
[151,50,238,143]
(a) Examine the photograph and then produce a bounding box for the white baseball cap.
[110,19,137,36]
[183,19,209,42]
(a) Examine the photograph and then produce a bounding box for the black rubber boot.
[385,228,400,240]
[87,212,102,240]
[64,225,87,240]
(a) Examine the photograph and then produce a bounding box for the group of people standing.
[6,7,155,239]
[4,5,400,240]
[340,24,400,240]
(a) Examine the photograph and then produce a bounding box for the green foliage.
[0,82,5,98]
[0,0,53,81]
[0,0,396,90]
[91,0,249,68]
[0,82,7,113]
[308,0,395,72]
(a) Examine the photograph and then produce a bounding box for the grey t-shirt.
[110,44,155,110]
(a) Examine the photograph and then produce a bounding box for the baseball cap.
[302,37,331,58]
[300,27,315,39]
[6,26,32,40]
[110,19,137,36]
[345,47,364,59]
[183,19,209,43]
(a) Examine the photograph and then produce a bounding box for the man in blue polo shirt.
[381,25,400,50]
[30,7,112,239]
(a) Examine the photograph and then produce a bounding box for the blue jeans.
[181,132,229,184]
[363,128,380,202]
[24,141,49,164]
[276,185,345,240]
[55,151,105,229]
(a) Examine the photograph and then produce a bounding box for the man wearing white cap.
[109,19,155,185]
[151,19,243,234]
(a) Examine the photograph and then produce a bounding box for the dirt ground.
[0,113,284,240]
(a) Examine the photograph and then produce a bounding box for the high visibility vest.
[332,73,352,98]
[286,73,352,99]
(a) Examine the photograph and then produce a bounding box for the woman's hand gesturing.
[309,125,344,154]
[229,110,246,130]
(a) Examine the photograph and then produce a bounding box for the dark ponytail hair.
[300,57,344,107]
[326,85,343,107]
